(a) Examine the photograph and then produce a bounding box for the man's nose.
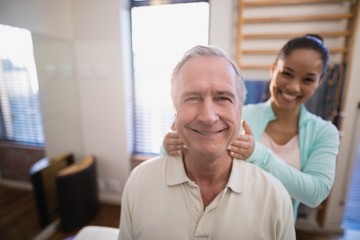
[197,99,219,125]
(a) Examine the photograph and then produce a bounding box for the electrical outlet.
[106,179,119,193]
[97,178,105,191]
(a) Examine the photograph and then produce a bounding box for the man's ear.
[171,121,176,131]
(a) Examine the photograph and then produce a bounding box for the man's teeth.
[195,129,223,135]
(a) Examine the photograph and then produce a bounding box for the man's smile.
[191,128,228,135]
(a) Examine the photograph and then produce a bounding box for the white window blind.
[130,0,209,155]
[0,24,44,146]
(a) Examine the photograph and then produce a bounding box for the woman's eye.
[281,71,292,77]
[304,78,315,83]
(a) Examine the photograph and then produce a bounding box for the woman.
[163,34,340,218]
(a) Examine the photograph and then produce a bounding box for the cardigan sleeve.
[246,121,339,208]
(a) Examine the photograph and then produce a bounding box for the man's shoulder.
[235,160,290,197]
[132,155,166,171]
[127,155,167,181]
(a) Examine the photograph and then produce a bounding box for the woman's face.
[269,48,323,111]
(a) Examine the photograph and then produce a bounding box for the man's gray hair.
[170,45,247,108]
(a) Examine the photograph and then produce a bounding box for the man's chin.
[188,146,228,159]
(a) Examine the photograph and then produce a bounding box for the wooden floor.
[0,184,120,240]
[48,203,120,240]
[0,184,41,239]
[0,183,359,240]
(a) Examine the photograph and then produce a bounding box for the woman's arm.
[246,124,339,207]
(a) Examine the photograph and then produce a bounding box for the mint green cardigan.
[242,100,340,217]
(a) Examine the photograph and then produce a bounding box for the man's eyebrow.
[181,91,201,97]
[180,90,237,100]
[217,91,236,98]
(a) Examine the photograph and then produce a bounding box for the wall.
[32,33,84,159]
[71,0,132,203]
[209,0,237,57]
[0,0,73,40]
[0,0,359,230]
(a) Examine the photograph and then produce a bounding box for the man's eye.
[218,96,233,102]
[185,97,199,102]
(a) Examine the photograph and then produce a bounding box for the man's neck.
[183,153,233,208]
[183,153,232,183]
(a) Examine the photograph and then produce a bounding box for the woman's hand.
[228,120,255,160]
[163,131,187,156]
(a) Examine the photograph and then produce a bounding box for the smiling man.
[118,45,295,240]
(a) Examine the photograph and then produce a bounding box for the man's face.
[174,56,242,160]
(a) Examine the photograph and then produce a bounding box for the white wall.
[209,0,237,58]
[32,34,84,159]
[0,0,73,40]
[71,0,131,203]
[0,0,359,230]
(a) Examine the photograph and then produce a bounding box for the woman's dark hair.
[275,34,330,77]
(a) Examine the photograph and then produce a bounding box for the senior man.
[118,45,295,240]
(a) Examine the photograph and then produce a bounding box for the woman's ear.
[269,62,276,78]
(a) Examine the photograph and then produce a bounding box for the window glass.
[0,24,44,145]
[131,1,209,155]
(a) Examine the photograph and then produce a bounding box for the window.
[130,0,209,156]
[0,24,44,146]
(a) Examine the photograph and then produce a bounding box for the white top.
[260,132,301,170]
[119,155,295,240]
[75,226,119,240]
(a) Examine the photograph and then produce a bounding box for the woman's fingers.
[228,133,255,160]
[241,120,253,135]
[164,131,186,156]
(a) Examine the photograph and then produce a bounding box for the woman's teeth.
[282,92,297,100]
